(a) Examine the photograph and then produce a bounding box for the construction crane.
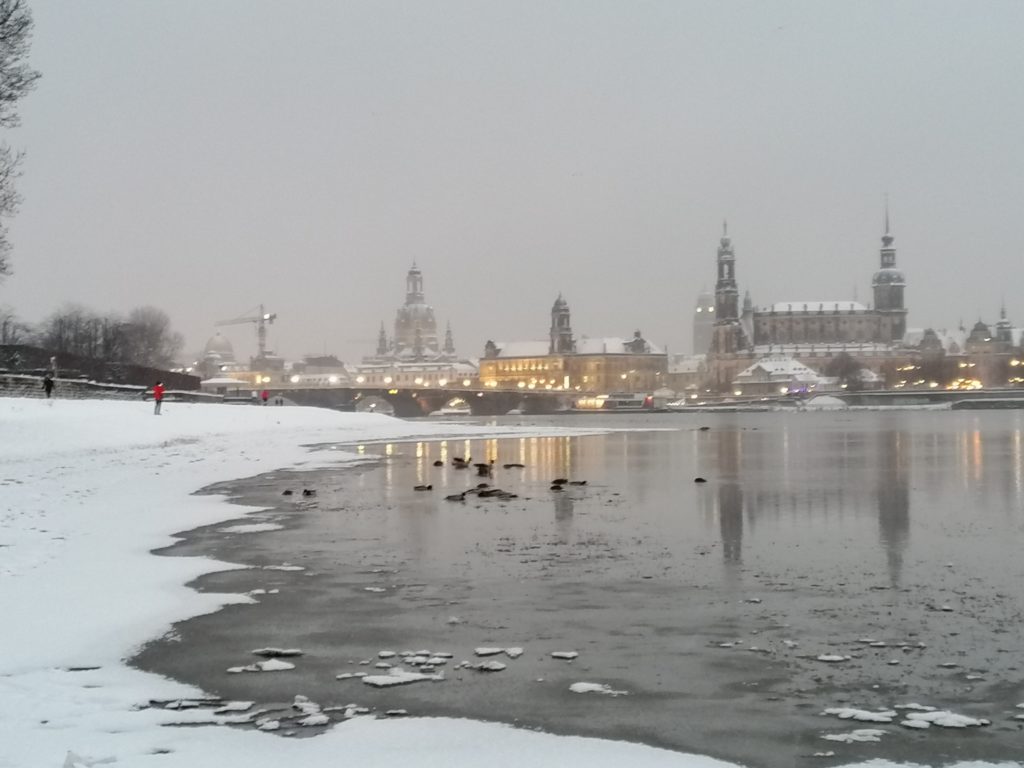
[216,305,277,359]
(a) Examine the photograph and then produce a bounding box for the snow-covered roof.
[767,301,867,313]
[576,336,665,355]
[200,377,250,386]
[903,328,967,353]
[735,356,823,383]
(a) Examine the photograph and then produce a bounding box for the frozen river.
[136,410,1024,767]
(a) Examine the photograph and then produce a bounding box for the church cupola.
[406,261,425,305]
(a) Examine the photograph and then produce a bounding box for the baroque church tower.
[871,205,908,342]
[710,222,748,354]
[549,294,575,354]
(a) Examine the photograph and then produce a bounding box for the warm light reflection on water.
[344,412,1024,594]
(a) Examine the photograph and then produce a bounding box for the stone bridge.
[280,387,570,417]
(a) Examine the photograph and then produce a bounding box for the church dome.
[397,303,436,324]
[872,268,905,285]
[203,332,235,361]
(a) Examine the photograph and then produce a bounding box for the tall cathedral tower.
[871,206,908,342]
[549,294,575,354]
[714,222,740,321]
[710,222,747,355]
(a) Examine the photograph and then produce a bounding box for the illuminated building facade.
[480,296,667,394]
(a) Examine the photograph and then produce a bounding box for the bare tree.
[824,352,865,391]
[35,304,184,368]
[0,301,26,342]
[122,306,184,368]
[37,303,102,357]
[0,0,40,279]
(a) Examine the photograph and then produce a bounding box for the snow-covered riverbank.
[0,399,1016,768]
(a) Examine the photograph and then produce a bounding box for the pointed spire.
[444,321,455,355]
[723,219,728,238]
[881,197,894,248]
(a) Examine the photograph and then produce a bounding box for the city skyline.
[1,1,1022,364]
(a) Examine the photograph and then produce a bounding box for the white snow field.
[0,398,1017,768]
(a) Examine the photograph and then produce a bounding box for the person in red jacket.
[152,381,165,415]
[261,389,269,405]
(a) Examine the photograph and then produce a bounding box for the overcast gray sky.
[3,0,1023,362]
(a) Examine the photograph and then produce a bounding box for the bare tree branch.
[0,0,39,278]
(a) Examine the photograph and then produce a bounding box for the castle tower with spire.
[871,204,908,342]
[549,294,575,354]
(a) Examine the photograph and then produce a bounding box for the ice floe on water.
[218,522,284,534]
[226,658,295,673]
[362,667,445,687]
[570,683,629,696]
[263,563,305,571]
[335,671,368,680]
[213,701,254,713]
[900,711,990,729]
[822,728,887,743]
[822,707,897,723]
[470,660,507,672]
[551,651,579,660]
[823,701,992,732]
[474,647,505,656]
[816,654,851,663]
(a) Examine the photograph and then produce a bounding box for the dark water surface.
[134,411,1024,768]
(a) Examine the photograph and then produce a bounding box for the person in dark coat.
[42,372,55,399]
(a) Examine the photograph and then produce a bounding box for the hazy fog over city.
[4,0,1023,363]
